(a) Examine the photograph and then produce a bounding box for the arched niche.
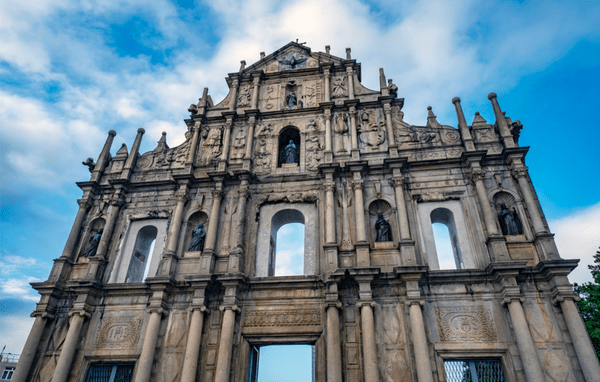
[492,190,531,239]
[255,203,317,277]
[277,126,301,167]
[125,225,158,282]
[181,210,209,254]
[416,201,475,270]
[367,199,396,244]
[76,217,106,260]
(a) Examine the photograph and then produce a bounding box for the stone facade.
[13,42,600,382]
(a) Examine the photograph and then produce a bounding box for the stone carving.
[96,317,142,349]
[201,124,224,165]
[264,85,279,110]
[237,84,251,107]
[375,213,392,242]
[471,112,499,143]
[510,120,523,144]
[231,132,246,160]
[188,223,206,251]
[498,203,522,235]
[442,130,461,143]
[257,191,319,205]
[285,140,298,164]
[305,122,323,171]
[303,80,321,107]
[387,79,398,98]
[243,308,321,327]
[276,52,309,70]
[437,307,497,342]
[82,157,96,173]
[266,61,279,73]
[333,113,350,153]
[392,107,418,147]
[358,109,386,151]
[136,132,191,170]
[83,228,103,257]
[332,76,347,98]
[253,138,272,173]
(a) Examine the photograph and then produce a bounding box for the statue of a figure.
[287,91,297,107]
[188,223,206,252]
[498,203,522,235]
[375,213,392,242]
[83,228,103,257]
[285,140,298,164]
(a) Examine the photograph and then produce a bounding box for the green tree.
[573,247,600,359]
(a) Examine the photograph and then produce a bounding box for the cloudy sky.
[1,0,600,356]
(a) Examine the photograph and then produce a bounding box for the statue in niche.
[287,91,297,107]
[188,223,206,252]
[83,228,103,257]
[334,113,350,153]
[375,213,392,242]
[332,76,347,98]
[285,140,298,164]
[498,203,522,235]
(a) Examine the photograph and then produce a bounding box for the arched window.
[278,126,300,167]
[125,225,158,282]
[430,208,463,270]
[268,209,305,276]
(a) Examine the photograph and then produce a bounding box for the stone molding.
[243,308,321,327]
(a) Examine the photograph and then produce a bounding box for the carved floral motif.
[436,307,497,342]
[243,309,321,327]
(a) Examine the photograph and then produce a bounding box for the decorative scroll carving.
[437,307,497,342]
[243,309,321,327]
[96,317,142,349]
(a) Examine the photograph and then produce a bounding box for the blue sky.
[1,0,600,356]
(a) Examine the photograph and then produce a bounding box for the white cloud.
[0,313,35,355]
[550,202,600,285]
[0,278,41,301]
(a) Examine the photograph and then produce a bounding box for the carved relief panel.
[95,316,143,349]
[436,306,498,342]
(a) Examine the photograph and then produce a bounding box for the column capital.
[469,168,486,183]
[238,184,251,198]
[148,307,167,316]
[219,304,240,312]
[323,182,336,193]
[405,300,425,307]
[324,109,332,118]
[383,103,392,113]
[230,79,239,88]
[349,106,357,115]
[212,189,224,200]
[193,121,202,132]
[31,311,55,320]
[357,301,376,308]
[512,167,529,179]
[176,191,190,203]
[325,301,343,309]
[391,176,405,188]
[190,305,210,313]
[68,309,92,318]
[501,296,526,306]
[77,198,93,209]
[351,179,364,190]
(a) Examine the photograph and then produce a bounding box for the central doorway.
[249,344,314,382]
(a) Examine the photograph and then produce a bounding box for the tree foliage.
[573,247,600,359]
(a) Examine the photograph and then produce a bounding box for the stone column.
[199,185,224,274]
[244,118,256,160]
[50,312,88,382]
[122,128,145,179]
[95,199,123,259]
[186,122,202,166]
[164,191,189,256]
[408,301,434,382]
[12,314,49,382]
[470,170,500,236]
[325,182,336,245]
[451,97,475,152]
[513,168,546,234]
[383,104,396,149]
[352,178,367,243]
[504,298,545,382]
[349,107,358,152]
[214,306,238,382]
[339,182,353,251]
[487,92,516,149]
[180,306,207,382]
[326,303,342,382]
[324,69,331,102]
[557,297,600,381]
[229,80,239,112]
[346,66,355,100]
[61,198,92,259]
[133,308,164,382]
[359,301,380,382]
[91,130,117,183]
[221,120,233,162]
[251,75,260,109]
[324,109,333,152]
[392,177,410,241]
[228,181,250,273]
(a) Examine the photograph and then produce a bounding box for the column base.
[83,256,108,281]
[227,248,244,273]
[217,160,228,172]
[242,159,252,171]
[399,240,416,266]
[324,151,334,163]
[351,149,360,161]
[48,257,74,283]
[324,244,339,270]
[486,235,511,262]
[157,252,179,277]
[389,146,398,158]
[534,232,560,260]
[356,242,370,267]
[199,250,216,274]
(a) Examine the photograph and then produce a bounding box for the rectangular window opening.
[444,359,505,382]
[1,367,15,380]
[249,344,315,382]
[85,363,135,382]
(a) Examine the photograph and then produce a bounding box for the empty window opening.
[249,345,314,382]
[444,360,505,382]
[125,225,157,283]
[430,208,464,270]
[273,223,305,276]
[85,364,134,382]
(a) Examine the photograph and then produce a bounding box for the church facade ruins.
[13,42,600,382]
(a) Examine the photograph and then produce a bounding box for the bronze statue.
[286,91,297,107]
[285,140,298,164]
[498,203,522,235]
[83,228,103,257]
[375,213,392,242]
[188,223,206,252]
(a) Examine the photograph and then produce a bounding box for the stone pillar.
[352,178,367,243]
[346,66,355,100]
[244,118,256,160]
[60,198,92,259]
[133,308,164,382]
[383,103,397,151]
[557,297,600,381]
[12,314,48,382]
[50,312,88,382]
[325,182,336,245]
[186,122,202,166]
[359,301,380,382]
[91,130,117,183]
[221,120,233,161]
[122,128,145,179]
[471,170,501,236]
[324,109,333,162]
[487,92,516,149]
[199,186,224,273]
[228,181,250,273]
[504,298,545,382]
[164,190,189,256]
[326,303,342,382]
[451,97,475,152]
[180,306,207,382]
[214,306,238,382]
[349,107,358,152]
[339,182,353,251]
[251,75,260,109]
[324,69,331,102]
[408,301,434,382]
[513,168,546,234]
[229,80,239,112]
[95,199,123,259]
[392,177,410,241]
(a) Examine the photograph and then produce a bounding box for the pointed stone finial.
[154,132,169,153]
[239,60,246,71]
[472,111,487,124]
[260,52,265,60]
[379,68,388,95]
[325,45,330,54]
[346,48,351,60]
[426,106,441,128]
[116,143,128,156]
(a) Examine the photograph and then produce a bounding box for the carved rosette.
[436,307,497,342]
[96,317,143,349]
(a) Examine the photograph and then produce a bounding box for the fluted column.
[251,75,260,109]
[488,92,516,149]
[346,67,355,100]
[324,69,331,102]
[12,314,49,382]
[504,298,545,382]
[50,312,88,382]
[409,301,434,382]
[214,306,238,382]
[325,182,336,245]
[122,128,145,179]
[133,308,164,382]
[180,306,207,382]
[228,80,239,112]
[352,179,367,243]
[91,130,116,183]
[349,107,358,152]
[61,198,92,259]
[557,297,600,381]
[326,303,342,382]
[451,97,475,152]
[359,301,379,382]
[513,168,546,234]
[186,123,202,166]
[471,170,500,236]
